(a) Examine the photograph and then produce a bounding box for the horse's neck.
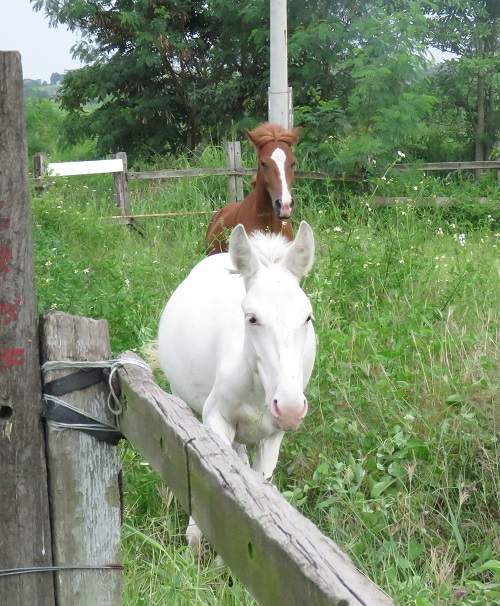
[244,179,275,223]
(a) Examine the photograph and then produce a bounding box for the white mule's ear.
[229,225,260,278]
[284,221,315,278]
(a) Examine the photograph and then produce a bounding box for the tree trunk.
[475,39,486,177]
[485,17,498,159]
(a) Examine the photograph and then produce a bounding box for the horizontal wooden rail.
[115,351,394,606]
[107,211,214,220]
[32,154,500,184]
[393,160,500,171]
[128,167,252,180]
[127,167,360,182]
[366,196,496,207]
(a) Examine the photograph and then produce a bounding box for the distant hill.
[24,73,64,99]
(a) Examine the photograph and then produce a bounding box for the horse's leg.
[253,431,284,480]
[185,393,237,555]
[186,516,206,556]
[233,442,249,466]
[202,392,236,447]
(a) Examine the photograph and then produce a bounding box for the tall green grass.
[32,150,499,605]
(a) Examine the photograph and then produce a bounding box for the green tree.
[429,0,500,163]
[293,1,437,170]
[33,0,480,170]
[35,0,436,165]
[25,97,63,159]
[417,61,474,161]
[50,72,64,85]
[32,0,270,158]
[23,79,49,99]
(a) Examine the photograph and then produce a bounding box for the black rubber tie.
[44,367,106,397]
[42,397,123,446]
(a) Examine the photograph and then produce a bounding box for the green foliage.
[31,145,500,604]
[25,97,64,159]
[25,97,98,164]
[17,1,435,167]
[295,3,437,171]
[427,0,500,161]
[32,0,272,158]
[290,2,434,170]
[28,0,500,168]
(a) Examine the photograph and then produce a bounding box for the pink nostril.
[272,399,308,420]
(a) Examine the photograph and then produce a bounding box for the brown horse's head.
[245,123,301,220]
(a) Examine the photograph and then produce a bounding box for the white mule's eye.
[306,313,314,323]
[247,315,258,325]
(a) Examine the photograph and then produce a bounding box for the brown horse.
[205,122,301,255]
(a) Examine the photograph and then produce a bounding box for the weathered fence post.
[34,151,47,176]
[112,151,145,235]
[225,140,244,202]
[0,51,56,605]
[112,151,131,216]
[33,151,47,195]
[39,311,123,605]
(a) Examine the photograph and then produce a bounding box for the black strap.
[42,397,123,446]
[44,367,106,397]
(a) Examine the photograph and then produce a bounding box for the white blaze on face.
[271,147,293,215]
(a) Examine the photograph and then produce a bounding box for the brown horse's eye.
[260,160,267,169]
[291,161,296,168]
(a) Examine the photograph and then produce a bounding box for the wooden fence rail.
[392,160,500,173]
[32,151,499,226]
[115,350,395,606]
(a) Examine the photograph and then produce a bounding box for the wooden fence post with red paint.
[0,52,56,605]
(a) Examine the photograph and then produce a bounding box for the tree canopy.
[31,0,500,167]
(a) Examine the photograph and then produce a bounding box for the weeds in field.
[32,151,499,605]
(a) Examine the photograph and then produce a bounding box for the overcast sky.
[1,0,84,81]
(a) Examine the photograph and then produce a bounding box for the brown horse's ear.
[245,128,258,149]
[290,126,302,146]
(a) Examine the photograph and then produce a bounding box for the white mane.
[246,230,292,268]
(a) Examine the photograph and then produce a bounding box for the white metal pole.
[269,0,292,129]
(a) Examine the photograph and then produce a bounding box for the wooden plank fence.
[32,150,499,227]
[115,350,395,606]
[31,148,364,227]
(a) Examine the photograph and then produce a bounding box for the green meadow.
[32,149,499,605]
